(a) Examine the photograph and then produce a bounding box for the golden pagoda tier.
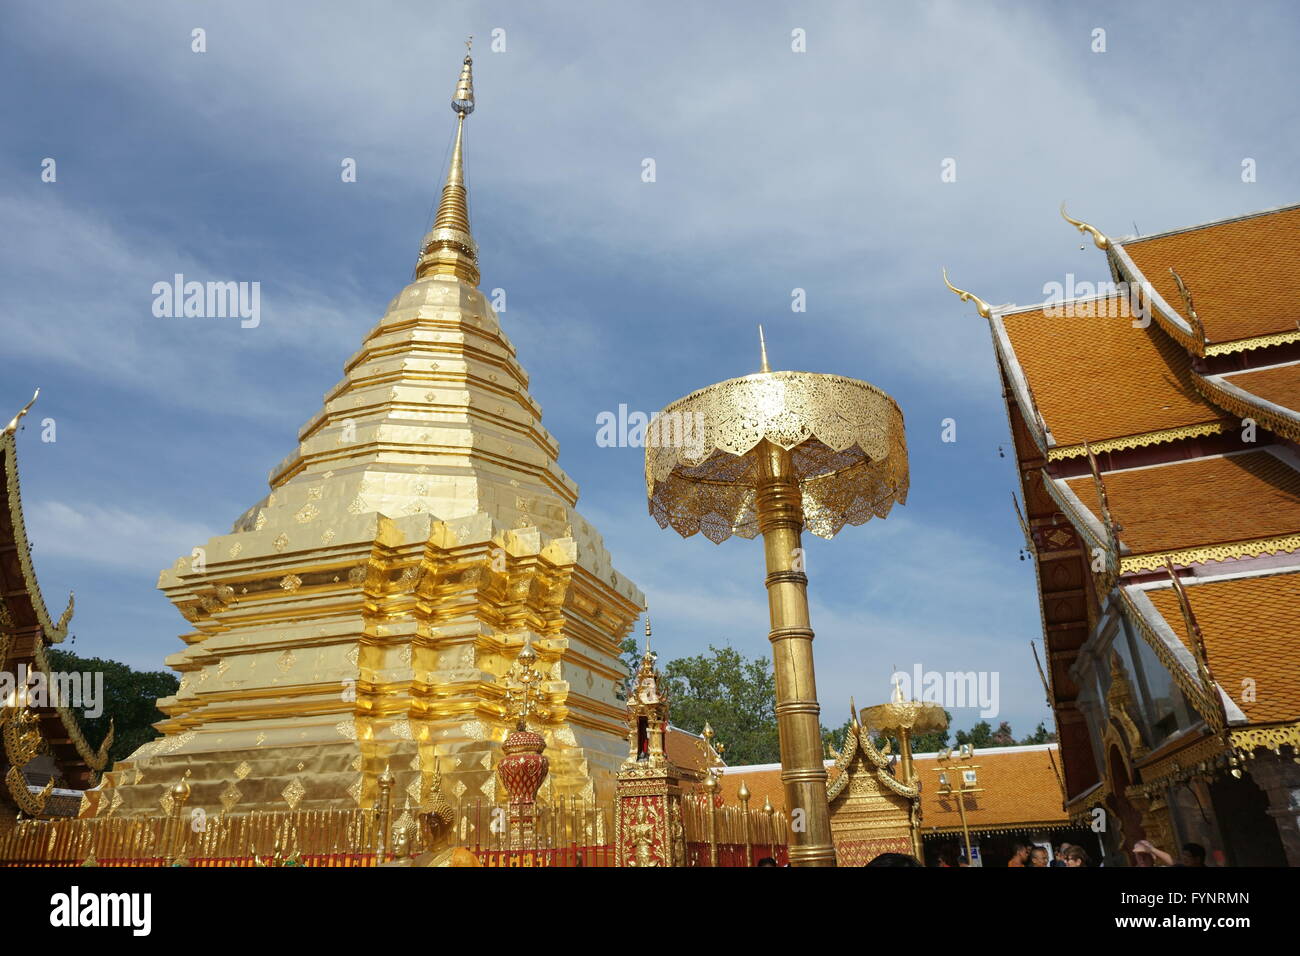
[92,47,644,817]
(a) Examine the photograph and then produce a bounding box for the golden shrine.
[89,44,645,820]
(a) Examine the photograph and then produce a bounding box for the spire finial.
[415,45,480,285]
[1060,202,1110,250]
[3,388,39,437]
[758,325,770,373]
[644,615,652,655]
[942,268,992,319]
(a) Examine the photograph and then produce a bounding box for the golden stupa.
[93,46,644,817]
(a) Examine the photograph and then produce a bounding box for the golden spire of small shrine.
[758,325,771,373]
[416,39,480,286]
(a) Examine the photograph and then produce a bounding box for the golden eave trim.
[1046,421,1232,461]
[1119,532,1300,573]
[1205,329,1300,357]
[1134,723,1300,788]
[1194,372,1300,444]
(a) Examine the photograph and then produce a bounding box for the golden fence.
[0,792,783,867]
[0,798,613,867]
[681,793,789,866]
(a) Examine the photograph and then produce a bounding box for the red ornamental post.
[498,727,549,850]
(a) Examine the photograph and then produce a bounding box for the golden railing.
[0,797,613,867]
[681,793,788,866]
[0,791,783,867]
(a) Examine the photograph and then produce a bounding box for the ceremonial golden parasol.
[644,330,908,867]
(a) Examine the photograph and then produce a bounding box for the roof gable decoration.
[3,393,75,646]
[825,702,918,803]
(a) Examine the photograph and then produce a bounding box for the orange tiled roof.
[1063,451,1300,557]
[915,746,1068,833]
[1122,206,1300,345]
[664,726,713,775]
[1143,571,1300,724]
[720,747,1069,833]
[1000,301,1224,448]
[1221,362,1300,416]
[716,766,786,810]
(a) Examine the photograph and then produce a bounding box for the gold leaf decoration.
[281,777,305,812]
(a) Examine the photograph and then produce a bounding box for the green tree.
[45,649,178,766]
[955,720,994,749]
[615,635,640,702]
[910,713,953,754]
[663,645,779,765]
[1018,721,1056,745]
[821,716,854,757]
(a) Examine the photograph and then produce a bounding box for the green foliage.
[663,645,779,766]
[45,649,178,765]
[952,718,1057,750]
[615,636,640,701]
[1018,721,1057,745]
[955,720,993,748]
[821,716,854,756]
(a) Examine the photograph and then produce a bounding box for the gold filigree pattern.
[1205,329,1300,357]
[1120,533,1300,573]
[1193,373,1300,444]
[281,777,306,811]
[220,781,242,812]
[645,371,908,543]
[1046,421,1232,461]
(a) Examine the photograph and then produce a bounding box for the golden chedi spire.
[416,39,479,286]
[118,40,644,819]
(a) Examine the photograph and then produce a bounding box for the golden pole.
[703,773,719,868]
[376,764,395,862]
[169,774,191,863]
[755,439,836,867]
[956,793,973,866]
[738,780,753,867]
[900,725,923,861]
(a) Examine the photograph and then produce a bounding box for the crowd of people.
[844,839,1212,867]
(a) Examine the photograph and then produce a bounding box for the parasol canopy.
[645,370,908,543]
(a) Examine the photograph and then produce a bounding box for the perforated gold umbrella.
[644,331,908,867]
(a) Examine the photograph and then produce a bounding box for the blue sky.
[3,0,1297,739]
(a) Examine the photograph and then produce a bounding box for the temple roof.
[1,419,107,804]
[1116,204,1300,350]
[1058,449,1300,571]
[720,744,1069,834]
[995,298,1227,455]
[1137,569,1300,725]
[914,744,1068,835]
